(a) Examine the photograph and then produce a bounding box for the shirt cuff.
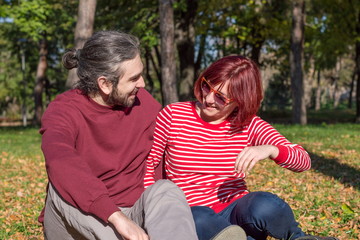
[272,145,289,164]
[89,195,120,223]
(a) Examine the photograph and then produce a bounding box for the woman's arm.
[144,105,173,187]
[235,117,311,174]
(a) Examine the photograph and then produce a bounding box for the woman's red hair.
[194,55,263,127]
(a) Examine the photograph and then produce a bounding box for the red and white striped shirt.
[144,102,311,213]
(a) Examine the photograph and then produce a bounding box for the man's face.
[107,54,145,107]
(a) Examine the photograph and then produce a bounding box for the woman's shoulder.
[247,115,277,132]
[164,101,194,111]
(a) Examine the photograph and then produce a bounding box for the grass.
[247,123,360,240]
[0,127,46,240]
[0,117,359,239]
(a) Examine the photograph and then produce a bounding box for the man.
[39,30,198,240]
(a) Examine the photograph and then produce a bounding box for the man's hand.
[108,211,149,240]
[235,145,279,174]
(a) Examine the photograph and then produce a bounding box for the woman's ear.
[97,76,112,95]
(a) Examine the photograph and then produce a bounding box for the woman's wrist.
[269,145,279,159]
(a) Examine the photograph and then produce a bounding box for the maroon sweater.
[39,88,161,223]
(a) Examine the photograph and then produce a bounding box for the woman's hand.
[235,145,279,174]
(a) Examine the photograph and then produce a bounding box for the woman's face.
[198,80,238,124]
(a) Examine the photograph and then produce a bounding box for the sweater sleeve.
[40,101,119,223]
[247,117,311,172]
[144,105,173,187]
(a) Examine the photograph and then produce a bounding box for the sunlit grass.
[0,127,46,240]
[249,123,360,240]
[0,122,359,239]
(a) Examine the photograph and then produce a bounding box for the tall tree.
[4,0,77,125]
[290,0,307,125]
[65,0,97,89]
[355,10,360,123]
[33,36,48,125]
[175,0,198,101]
[159,0,178,106]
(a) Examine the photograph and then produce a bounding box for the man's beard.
[106,88,137,107]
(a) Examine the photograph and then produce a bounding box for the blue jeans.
[191,192,306,240]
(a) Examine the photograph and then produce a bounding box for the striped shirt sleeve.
[144,105,173,187]
[248,117,311,172]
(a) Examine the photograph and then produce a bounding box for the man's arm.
[41,100,119,222]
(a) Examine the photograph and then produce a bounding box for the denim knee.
[191,206,216,226]
[231,191,303,240]
[191,206,231,240]
[245,192,287,220]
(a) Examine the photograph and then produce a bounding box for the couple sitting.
[39,30,338,240]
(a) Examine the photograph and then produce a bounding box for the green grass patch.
[0,122,359,239]
[0,127,42,158]
[0,127,46,240]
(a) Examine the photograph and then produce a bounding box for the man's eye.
[130,76,141,82]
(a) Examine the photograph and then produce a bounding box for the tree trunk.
[152,45,163,99]
[315,69,321,111]
[150,46,162,83]
[348,69,355,109]
[250,39,264,65]
[65,0,97,89]
[250,20,265,65]
[290,0,307,125]
[20,43,27,127]
[33,37,48,126]
[355,11,360,123]
[159,0,178,106]
[195,34,206,77]
[175,0,198,101]
[144,47,154,94]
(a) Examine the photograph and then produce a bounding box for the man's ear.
[97,76,112,95]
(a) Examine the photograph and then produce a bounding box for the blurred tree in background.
[0,0,359,125]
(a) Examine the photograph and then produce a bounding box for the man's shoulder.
[53,89,84,102]
[136,88,161,110]
[44,89,86,116]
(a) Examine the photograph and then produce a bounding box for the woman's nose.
[204,91,216,104]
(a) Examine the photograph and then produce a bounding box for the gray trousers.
[44,180,198,240]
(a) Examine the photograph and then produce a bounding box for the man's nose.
[137,76,145,88]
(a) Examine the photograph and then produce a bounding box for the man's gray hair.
[62,31,140,95]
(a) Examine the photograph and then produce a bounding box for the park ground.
[0,109,359,240]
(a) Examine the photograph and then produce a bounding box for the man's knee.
[149,180,184,196]
[152,179,177,188]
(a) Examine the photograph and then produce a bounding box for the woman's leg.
[229,192,306,240]
[191,206,231,240]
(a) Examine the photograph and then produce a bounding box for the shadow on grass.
[0,125,39,130]
[259,108,357,124]
[309,152,360,191]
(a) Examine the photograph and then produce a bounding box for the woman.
[144,55,338,240]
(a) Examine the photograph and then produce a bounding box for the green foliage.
[96,0,159,48]
[0,24,23,118]
[306,0,359,72]
[10,0,52,42]
[0,0,77,118]
[0,0,359,122]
